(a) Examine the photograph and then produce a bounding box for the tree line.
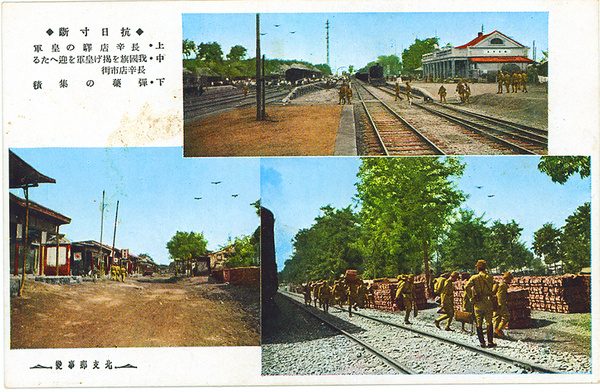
[183,39,332,80]
[279,157,590,284]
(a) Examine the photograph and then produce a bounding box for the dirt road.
[10,276,260,349]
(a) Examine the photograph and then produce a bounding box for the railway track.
[279,291,560,375]
[184,87,290,123]
[354,82,446,156]
[375,83,548,155]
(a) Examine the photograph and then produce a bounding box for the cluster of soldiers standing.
[338,82,353,105]
[432,259,514,349]
[437,81,471,104]
[302,278,370,317]
[497,70,528,93]
[110,264,128,282]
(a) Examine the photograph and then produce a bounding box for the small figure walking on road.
[395,82,403,101]
[405,82,413,105]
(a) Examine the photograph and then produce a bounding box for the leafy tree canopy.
[538,156,591,184]
[166,231,208,261]
[560,202,590,273]
[226,45,248,62]
[402,37,438,73]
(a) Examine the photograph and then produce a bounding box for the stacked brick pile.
[223,266,260,285]
[511,274,590,313]
[368,280,427,311]
[451,279,531,329]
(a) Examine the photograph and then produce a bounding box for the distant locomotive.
[368,63,385,86]
[183,69,204,96]
[355,63,385,86]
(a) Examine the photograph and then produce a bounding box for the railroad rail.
[354,81,446,156]
[281,290,560,374]
[184,86,290,123]
[375,84,548,155]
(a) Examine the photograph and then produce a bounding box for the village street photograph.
[8,147,260,348]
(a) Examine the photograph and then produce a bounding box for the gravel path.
[262,291,591,376]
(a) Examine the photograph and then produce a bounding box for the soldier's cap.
[475,259,487,269]
[450,271,460,279]
[503,272,514,280]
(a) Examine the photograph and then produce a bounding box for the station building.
[422,30,535,80]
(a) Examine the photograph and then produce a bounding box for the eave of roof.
[456,30,525,49]
[10,193,71,225]
[9,150,56,188]
[469,56,534,63]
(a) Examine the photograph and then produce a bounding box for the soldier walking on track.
[434,271,460,331]
[493,272,514,338]
[464,260,497,348]
[319,281,332,314]
[303,282,312,306]
[395,274,416,324]
[405,82,413,105]
[395,82,403,101]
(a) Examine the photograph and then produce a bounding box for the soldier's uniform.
[332,279,345,308]
[347,280,359,317]
[395,274,416,324]
[504,73,511,93]
[303,282,312,306]
[312,282,319,307]
[319,281,332,314]
[513,72,522,92]
[434,271,459,330]
[357,282,368,308]
[464,260,496,348]
[405,82,413,105]
[464,84,471,103]
[493,272,514,338]
[338,84,347,105]
[395,83,403,101]
[497,72,504,94]
[521,72,528,93]
[243,83,249,97]
[120,266,127,282]
[438,85,447,103]
[456,82,466,103]
[345,84,352,104]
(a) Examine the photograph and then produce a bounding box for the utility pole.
[111,200,119,268]
[99,190,105,277]
[256,13,263,120]
[533,40,536,62]
[326,20,330,68]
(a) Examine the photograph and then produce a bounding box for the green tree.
[538,156,591,184]
[314,63,332,76]
[183,39,196,59]
[485,220,533,272]
[438,209,490,272]
[560,202,591,273]
[226,45,247,62]
[280,205,363,284]
[196,42,224,62]
[355,157,466,282]
[402,37,439,73]
[166,231,209,261]
[225,231,259,268]
[532,223,562,272]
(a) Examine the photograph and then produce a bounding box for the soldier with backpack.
[395,274,416,324]
[433,271,460,331]
[464,260,497,348]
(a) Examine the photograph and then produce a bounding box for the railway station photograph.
[260,155,592,376]
[7,148,261,349]
[182,12,548,157]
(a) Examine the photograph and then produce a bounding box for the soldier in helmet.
[405,81,413,105]
[303,281,312,306]
[521,71,528,93]
[503,72,511,93]
[395,81,403,101]
[319,280,332,314]
[493,272,514,338]
[345,83,353,104]
[497,71,504,94]
[456,81,466,103]
[120,266,127,282]
[395,274,416,324]
[434,271,460,331]
[464,260,496,348]
[438,84,447,103]
[338,83,347,105]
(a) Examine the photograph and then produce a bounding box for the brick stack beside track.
[511,274,590,313]
[367,280,428,311]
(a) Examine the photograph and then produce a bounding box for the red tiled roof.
[456,30,524,49]
[470,56,534,63]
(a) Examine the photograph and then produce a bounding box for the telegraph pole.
[256,13,263,120]
[99,190,105,276]
[326,20,330,68]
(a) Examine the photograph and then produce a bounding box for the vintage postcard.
[2,0,599,388]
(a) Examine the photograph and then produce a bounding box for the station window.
[490,38,503,45]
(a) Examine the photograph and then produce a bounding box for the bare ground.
[10,276,260,349]
[184,105,342,157]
